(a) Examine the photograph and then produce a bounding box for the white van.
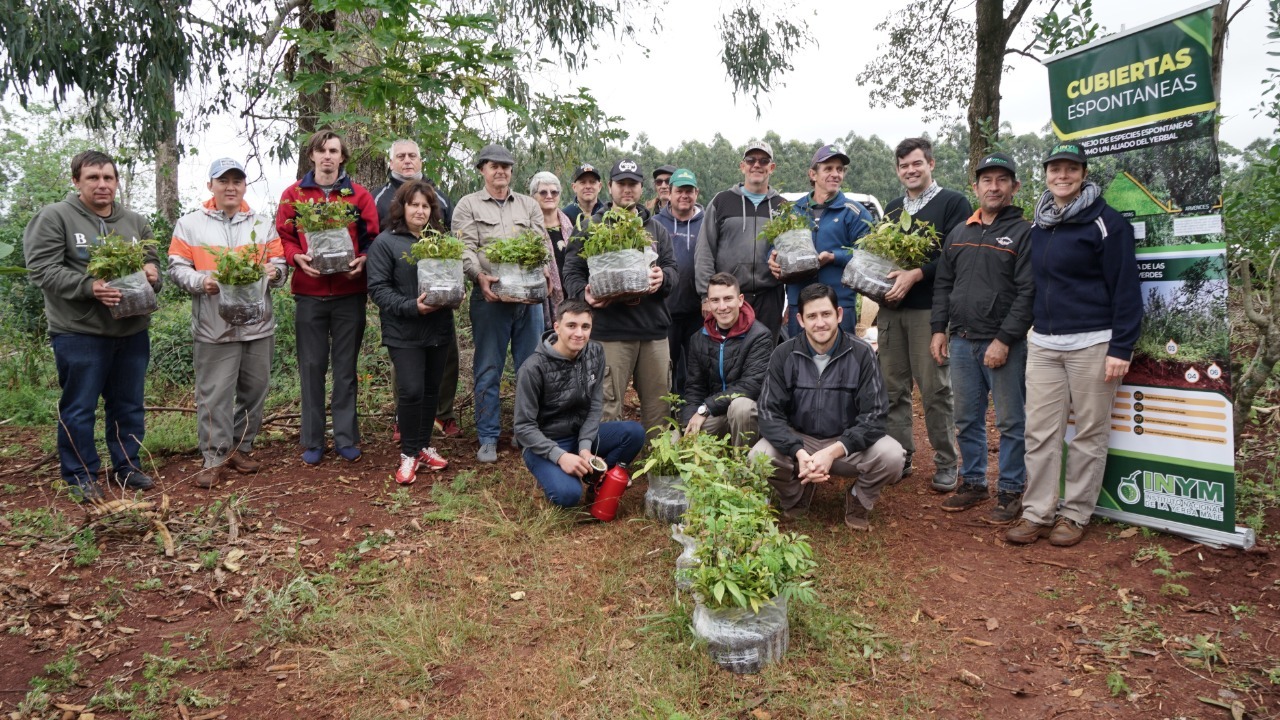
[780,191,884,221]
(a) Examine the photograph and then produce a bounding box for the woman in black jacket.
[367,180,455,485]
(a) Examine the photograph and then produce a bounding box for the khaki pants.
[194,337,274,468]
[601,339,671,435]
[751,433,905,512]
[877,306,957,468]
[700,397,759,447]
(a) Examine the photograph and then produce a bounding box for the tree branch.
[1238,261,1267,328]
[1005,46,1040,62]
[261,0,308,50]
[1003,0,1038,36]
[1227,0,1254,28]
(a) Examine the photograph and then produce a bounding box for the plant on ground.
[290,199,356,232]
[211,244,267,286]
[404,230,465,262]
[199,551,220,571]
[175,686,221,708]
[1177,633,1224,672]
[385,487,415,515]
[134,577,163,591]
[72,527,99,566]
[1106,670,1131,697]
[580,206,651,256]
[854,211,938,269]
[3,507,72,547]
[1137,543,1193,596]
[86,231,150,280]
[32,647,81,693]
[247,574,330,642]
[758,200,812,243]
[87,680,138,712]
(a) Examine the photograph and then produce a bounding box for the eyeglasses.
[654,178,671,186]
[743,156,772,167]
[536,189,561,198]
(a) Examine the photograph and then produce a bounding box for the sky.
[177,0,1275,211]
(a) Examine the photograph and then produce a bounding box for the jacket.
[562,204,678,342]
[693,184,784,296]
[514,334,605,462]
[563,198,605,232]
[1030,197,1142,360]
[883,188,971,310]
[757,329,889,459]
[168,199,288,344]
[653,204,705,317]
[786,192,874,311]
[22,192,160,337]
[372,172,454,230]
[452,188,545,282]
[679,303,774,424]
[275,171,380,298]
[931,205,1034,346]
[365,230,456,348]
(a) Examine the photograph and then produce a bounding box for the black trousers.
[388,344,449,456]
[295,293,366,449]
[745,286,784,342]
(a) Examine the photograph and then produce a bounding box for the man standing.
[681,272,773,447]
[694,141,786,339]
[881,137,971,490]
[276,129,380,465]
[169,158,288,488]
[372,139,461,440]
[653,168,704,394]
[930,152,1034,523]
[753,284,904,531]
[563,159,679,435]
[23,150,161,501]
[454,143,546,463]
[514,299,646,507]
[563,163,606,232]
[648,164,676,215]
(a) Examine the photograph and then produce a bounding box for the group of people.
[22,129,1140,547]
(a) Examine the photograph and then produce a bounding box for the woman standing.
[1006,144,1142,547]
[366,180,454,485]
[529,171,568,328]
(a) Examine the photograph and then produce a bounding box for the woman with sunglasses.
[529,171,568,326]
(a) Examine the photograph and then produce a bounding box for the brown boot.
[193,465,224,489]
[1005,518,1051,545]
[844,490,871,532]
[1049,517,1086,547]
[225,451,261,474]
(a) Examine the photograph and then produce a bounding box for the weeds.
[1106,670,1131,697]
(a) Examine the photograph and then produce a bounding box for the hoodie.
[679,302,775,424]
[275,170,380,298]
[693,184,784,296]
[514,333,606,462]
[22,192,159,337]
[653,203,705,317]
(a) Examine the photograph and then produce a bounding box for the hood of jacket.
[702,299,757,341]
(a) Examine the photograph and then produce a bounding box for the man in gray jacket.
[23,150,161,501]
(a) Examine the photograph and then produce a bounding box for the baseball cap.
[208,158,246,179]
[1042,143,1087,167]
[610,158,643,183]
[743,140,773,160]
[810,144,849,166]
[974,151,1017,179]
[572,163,601,182]
[670,168,697,188]
[652,164,676,179]
[474,143,515,168]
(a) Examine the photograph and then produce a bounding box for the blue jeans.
[522,421,645,507]
[51,331,150,486]
[950,336,1027,494]
[470,290,543,444]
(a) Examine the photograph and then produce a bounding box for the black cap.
[610,158,643,183]
[974,151,1017,180]
[572,163,601,182]
[1042,142,1088,167]
[652,164,676,179]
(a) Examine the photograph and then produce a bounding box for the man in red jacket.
[276,130,380,465]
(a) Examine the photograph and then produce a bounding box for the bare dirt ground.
[0,402,1276,719]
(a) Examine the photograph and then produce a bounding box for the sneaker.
[417,446,448,471]
[940,483,988,512]
[900,456,913,479]
[67,479,105,503]
[844,489,871,532]
[1049,516,1087,547]
[336,446,362,462]
[477,442,498,463]
[225,451,261,474]
[1005,518,1051,545]
[193,465,224,489]
[931,465,960,493]
[392,422,401,444]
[113,468,154,491]
[302,447,325,465]
[434,418,461,437]
[982,492,1023,525]
[395,454,417,485]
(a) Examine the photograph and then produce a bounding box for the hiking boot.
[1049,517,1087,547]
[931,465,959,493]
[336,446,362,462]
[67,479,105,503]
[982,492,1022,525]
[416,446,449,471]
[395,454,417,486]
[434,417,461,437]
[477,442,498,463]
[1005,518,1051,545]
[844,489,871,532]
[225,451,261,474]
[113,468,154,491]
[302,447,325,465]
[193,465,224,489]
[940,483,988,512]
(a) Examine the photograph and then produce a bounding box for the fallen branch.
[0,451,56,477]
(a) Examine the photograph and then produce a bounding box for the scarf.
[391,170,424,183]
[902,181,941,216]
[1034,181,1101,228]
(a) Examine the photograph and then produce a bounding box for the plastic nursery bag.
[692,595,790,674]
[106,270,158,320]
[773,228,820,282]
[216,276,269,326]
[306,228,355,275]
[672,524,699,591]
[491,262,547,303]
[587,249,650,301]
[644,474,688,524]
[841,248,903,305]
[416,258,465,309]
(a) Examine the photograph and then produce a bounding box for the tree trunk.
[292,0,335,180]
[332,8,385,189]
[154,74,181,226]
[967,0,1035,175]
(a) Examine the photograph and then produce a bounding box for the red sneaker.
[417,446,449,471]
[433,418,461,437]
[392,422,401,444]
[395,454,417,485]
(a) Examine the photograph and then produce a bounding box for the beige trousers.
[751,433,905,512]
[601,339,671,435]
[700,397,759,447]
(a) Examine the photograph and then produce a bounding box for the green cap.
[1043,143,1087,167]
[670,168,698,188]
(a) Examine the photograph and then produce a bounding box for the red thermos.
[589,462,630,522]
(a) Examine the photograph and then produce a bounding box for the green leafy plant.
[483,230,549,269]
[854,211,938,269]
[580,207,651,256]
[1105,670,1131,697]
[86,231,150,280]
[290,199,356,232]
[758,201,811,243]
[211,244,267,286]
[72,527,100,567]
[404,230,465,263]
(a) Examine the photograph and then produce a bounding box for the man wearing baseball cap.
[694,140,786,339]
[454,142,549,463]
[562,158,679,435]
[653,168,705,394]
[929,151,1033,524]
[564,163,606,232]
[648,164,677,215]
[169,158,288,488]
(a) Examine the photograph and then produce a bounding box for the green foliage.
[72,528,100,567]
[1135,258,1228,363]
[211,244,268,286]
[856,211,938,269]
[1105,670,1131,697]
[483,230,548,269]
[757,201,811,243]
[580,207,651,256]
[3,507,72,547]
[1177,633,1224,672]
[86,231,150,281]
[290,199,357,232]
[717,5,813,115]
[404,230,465,262]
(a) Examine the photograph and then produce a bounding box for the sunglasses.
[536,189,561,198]
[654,178,671,186]
[743,156,772,167]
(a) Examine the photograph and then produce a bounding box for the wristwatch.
[697,404,709,416]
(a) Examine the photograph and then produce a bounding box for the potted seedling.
[212,244,271,326]
[290,199,357,275]
[405,231,466,309]
[86,232,158,320]
[761,201,818,282]
[841,211,937,304]
[484,230,549,303]
[580,207,653,301]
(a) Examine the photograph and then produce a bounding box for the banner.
[1044,1,1252,548]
